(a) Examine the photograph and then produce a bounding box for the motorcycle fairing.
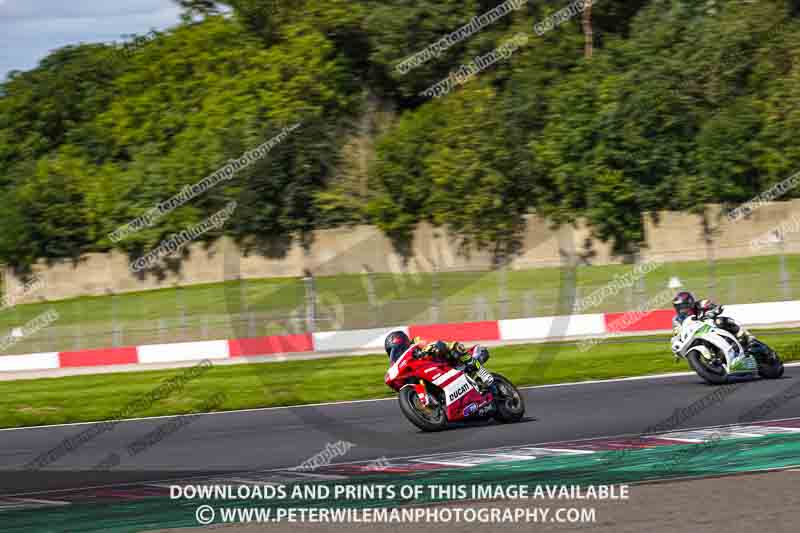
[442,373,485,421]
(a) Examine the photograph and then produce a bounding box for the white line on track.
[527,448,595,455]
[470,453,537,460]
[413,459,477,467]
[1,362,799,433]
[6,497,70,506]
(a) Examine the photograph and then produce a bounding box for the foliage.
[1,0,799,270]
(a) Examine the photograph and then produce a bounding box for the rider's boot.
[737,328,754,352]
[475,365,494,386]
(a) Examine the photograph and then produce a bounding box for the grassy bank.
[2,329,799,429]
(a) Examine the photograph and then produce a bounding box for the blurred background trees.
[0,0,798,272]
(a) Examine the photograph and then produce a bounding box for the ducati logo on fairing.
[448,383,470,402]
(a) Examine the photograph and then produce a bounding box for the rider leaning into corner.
[671,291,754,350]
[384,331,495,388]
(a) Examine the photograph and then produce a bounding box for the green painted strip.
[6,431,800,532]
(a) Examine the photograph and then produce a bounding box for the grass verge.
[2,329,799,429]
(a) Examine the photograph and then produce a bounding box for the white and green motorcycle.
[671,315,784,385]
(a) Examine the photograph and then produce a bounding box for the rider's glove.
[670,335,682,356]
[449,341,467,357]
[424,341,449,359]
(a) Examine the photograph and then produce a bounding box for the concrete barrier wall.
[6,200,800,302]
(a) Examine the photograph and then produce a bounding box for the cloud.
[0,0,183,79]
[0,0,174,20]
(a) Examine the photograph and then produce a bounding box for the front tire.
[398,387,448,432]
[687,350,729,385]
[492,374,525,423]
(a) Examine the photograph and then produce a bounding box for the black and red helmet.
[672,291,697,317]
[385,330,411,362]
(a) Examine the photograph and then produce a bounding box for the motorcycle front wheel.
[687,349,728,385]
[398,387,448,432]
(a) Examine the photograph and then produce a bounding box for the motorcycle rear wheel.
[398,387,448,432]
[753,342,785,379]
[492,374,525,423]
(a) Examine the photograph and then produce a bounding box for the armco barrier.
[725,301,800,326]
[605,309,674,333]
[0,352,60,372]
[59,347,138,367]
[1,300,797,374]
[499,314,606,341]
[408,321,500,343]
[312,327,407,353]
[137,340,230,364]
[229,334,313,357]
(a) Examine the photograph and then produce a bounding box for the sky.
[0,0,184,80]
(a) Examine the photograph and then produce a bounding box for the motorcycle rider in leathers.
[671,291,754,352]
[384,331,493,386]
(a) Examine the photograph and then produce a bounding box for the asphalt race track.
[2,365,800,497]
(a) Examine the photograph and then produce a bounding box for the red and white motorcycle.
[384,344,525,431]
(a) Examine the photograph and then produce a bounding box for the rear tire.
[492,374,525,423]
[754,343,784,379]
[687,350,729,385]
[759,358,784,379]
[398,387,448,432]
